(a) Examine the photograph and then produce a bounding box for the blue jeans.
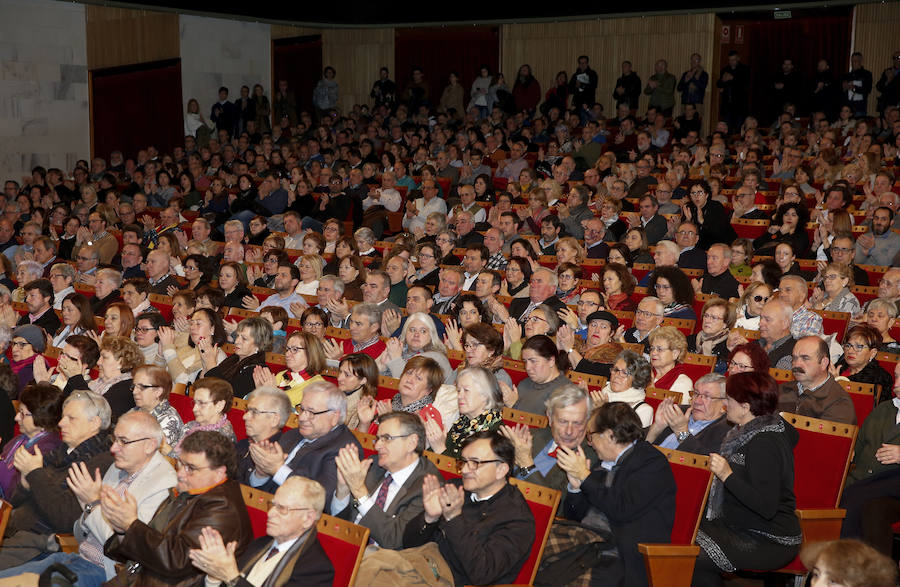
[0,552,107,586]
[229,210,256,231]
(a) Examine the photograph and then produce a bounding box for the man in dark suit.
[583,217,610,260]
[236,387,294,484]
[675,221,707,270]
[332,411,440,549]
[619,296,665,351]
[731,185,770,220]
[646,373,731,455]
[502,386,597,510]
[188,476,334,587]
[17,278,61,335]
[508,267,567,333]
[244,382,362,509]
[636,194,669,245]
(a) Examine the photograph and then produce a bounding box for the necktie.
[265,545,279,561]
[374,473,393,509]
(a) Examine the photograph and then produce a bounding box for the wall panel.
[853,2,900,116]
[86,6,179,70]
[502,14,716,129]
[321,28,394,113]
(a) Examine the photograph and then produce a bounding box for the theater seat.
[638,448,713,587]
[501,406,548,429]
[644,388,682,414]
[508,478,561,586]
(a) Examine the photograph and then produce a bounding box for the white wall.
[179,14,271,125]
[0,0,89,182]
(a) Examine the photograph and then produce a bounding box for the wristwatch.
[676,430,691,443]
[352,493,370,509]
[516,464,536,477]
[224,573,245,587]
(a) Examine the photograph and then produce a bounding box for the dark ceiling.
[115,0,852,26]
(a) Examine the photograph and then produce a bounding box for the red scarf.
[10,354,37,375]
[653,363,690,390]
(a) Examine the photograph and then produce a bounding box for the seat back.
[501,406,549,429]
[229,397,249,442]
[844,381,876,425]
[655,447,713,545]
[148,293,174,322]
[447,349,465,370]
[168,383,194,423]
[682,353,715,383]
[851,285,879,307]
[812,310,851,343]
[876,351,898,380]
[508,478,561,585]
[662,317,695,337]
[351,430,377,458]
[731,218,770,240]
[376,376,399,402]
[567,372,607,392]
[782,413,857,508]
[423,451,461,481]
[317,514,370,587]
[240,484,273,539]
[644,388,682,414]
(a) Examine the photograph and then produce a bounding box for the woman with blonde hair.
[800,539,897,587]
[295,254,322,295]
[647,326,693,402]
[734,281,773,330]
[519,188,550,234]
[555,236,585,265]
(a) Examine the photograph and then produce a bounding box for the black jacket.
[17,308,61,338]
[234,531,334,587]
[836,357,895,405]
[403,481,535,587]
[686,200,736,250]
[678,247,707,271]
[206,351,268,399]
[236,431,283,485]
[700,270,740,300]
[565,440,676,587]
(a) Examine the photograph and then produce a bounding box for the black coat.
[678,247,707,271]
[403,481,535,587]
[565,440,676,587]
[206,351,267,399]
[17,308,61,338]
[836,357,895,405]
[686,200,737,250]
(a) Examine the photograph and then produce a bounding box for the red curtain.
[394,26,500,109]
[91,59,183,161]
[273,35,323,118]
[718,10,852,124]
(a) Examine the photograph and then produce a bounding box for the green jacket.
[848,400,900,484]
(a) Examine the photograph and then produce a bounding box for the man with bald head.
[756,298,797,370]
[779,274,823,338]
[698,244,740,299]
[777,336,856,424]
[454,209,483,248]
[145,249,181,295]
[731,185,769,220]
[583,216,610,260]
[675,221,706,270]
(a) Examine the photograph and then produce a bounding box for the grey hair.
[401,312,447,354]
[694,373,726,398]
[354,227,376,245]
[51,262,75,281]
[224,220,244,234]
[64,390,112,431]
[304,380,348,421]
[533,304,561,335]
[237,316,274,352]
[457,367,502,411]
[247,386,293,427]
[117,410,165,448]
[709,243,732,259]
[437,229,457,242]
[0,325,11,348]
[767,298,795,324]
[352,302,384,327]
[80,246,100,261]
[534,267,558,288]
[0,285,10,301]
[280,476,326,515]
[545,385,592,419]
[656,240,680,257]
[97,268,123,288]
[638,296,665,315]
[425,212,447,231]
[868,298,898,319]
[19,260,43,279]
[615,349,652,389]
[320,275,345,296]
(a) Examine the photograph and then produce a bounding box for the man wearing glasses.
[0,411,177,583]
[0,389,113,570]
[236,387,293,486]
[102,430,253,585]
[190,476,334,587]
[245,382,361,510]
[646,373,731,455]
[359,431,533,585]
[674,221,706,271]
[331,411,440,549]
[618,296,665,351]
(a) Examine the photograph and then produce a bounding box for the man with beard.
[855,207,900,266]
[776,336,856,424]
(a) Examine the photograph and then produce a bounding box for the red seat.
[611,310,634,330]
[639,448,713,586]
[148,294,174,322]
[681,354,715,383]
[228,397,249,442]
[492,177,508,192]
[351,430,377,458]
[501,406,548,429]
[447,349,464,370]
[876,352,898,379]
[845,382,876,425]
[509,478,561,585]
[645,388,682,416]
[813,310,850,343]
[632,263,653,283]
[852,285,879,307]
[662,318,695,337]
[168,391,194,424]
[731,219,770,240]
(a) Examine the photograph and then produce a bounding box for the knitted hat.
[12,324,46,353]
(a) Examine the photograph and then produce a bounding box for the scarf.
[89,373,131,397]
[607,293,630,311]
[696,329,729,357]
[664,302,690,316]
[10,354,37,375]
[445,409,502,458]
[392,393,433,414]
[705,414,784,520]
[653,363,690,390]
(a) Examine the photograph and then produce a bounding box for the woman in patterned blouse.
[130,364,183,451]
[424,366,504,458]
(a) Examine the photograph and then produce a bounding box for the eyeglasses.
[112,436,151,446]
[61,352,81,362]
[303,322,324,329]
[676,230,696,236]
[132,383,160,392]
[610,366,631,376]
[456,458,502,472]
[463,341,484,351]
[842,342,869,352]
[268,501,312,515]
[246,407,278,417]
[823,274,843,281]
[728,359,753,370]
[175,459,212,474]
[11,341,31,349]
[689,391,726,401]
[297,405,332,417]
[831,247,853,254]
[284,346,306,354]
[375,433,412,443]
[134,326,158,333]
[654,283,672,290]
[577,300,599,307]
[702,313,724,322]
[527,316,547,323]
[635,309,662,318]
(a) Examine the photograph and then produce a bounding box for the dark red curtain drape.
[273,35,323,119]
[91,59,183,161]
[394,26,499,110]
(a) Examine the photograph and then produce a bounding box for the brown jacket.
[776,376,857,425]
[103,479,253,587]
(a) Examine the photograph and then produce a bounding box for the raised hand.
[248,440,287,476]
[498,380,518,408]
[421,474,444,522]
[252,365,276,388]
[66,462,103,507]
[335,444,373,499]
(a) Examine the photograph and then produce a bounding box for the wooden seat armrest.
[796,508,846,543]
[637,544,700,557]
[55,533,79,553]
